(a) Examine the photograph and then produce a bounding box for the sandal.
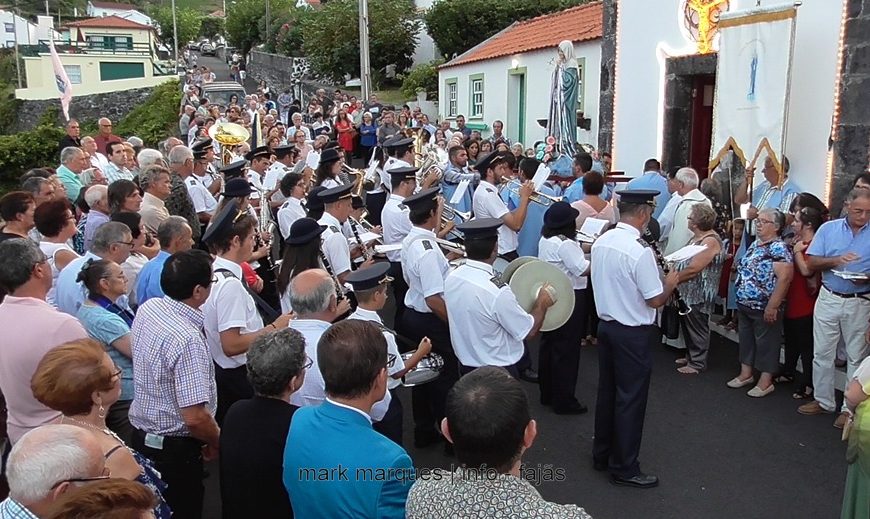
[792,387,813,400]
[723,321,738,331]
[775,374,795,384]
[677,366,700,374]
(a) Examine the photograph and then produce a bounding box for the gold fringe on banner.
[719,7,796,29]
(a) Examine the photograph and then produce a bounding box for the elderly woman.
[673,204,726,374]
[74,259,135,443]
[35,200,80,306]
[842,355,870,519]
[111,212,158,307]
[108,179,143,214]
[729,208,793,397]
[220,328,308,518]
[31,339,170,518]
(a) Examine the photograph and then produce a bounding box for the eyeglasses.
[387,353,397,369]
[51,466,111,489]
[756,218,775,225]
[849,208,870,217]
[110,367,123,379]
[115,241,135,247]
[303,356,313,369]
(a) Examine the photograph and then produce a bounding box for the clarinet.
[643,228,692,316]
[348,217,373,261]
[318,249,345,301]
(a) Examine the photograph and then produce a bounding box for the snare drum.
[400,351,445,387]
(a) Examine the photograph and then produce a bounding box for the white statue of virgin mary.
[547,40,580,159]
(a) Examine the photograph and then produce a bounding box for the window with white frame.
[446,79,457,118]
[470,76,484,118]
[63,64,82,84]
[4,23,14,33]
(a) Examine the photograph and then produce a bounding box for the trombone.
[498,178,563,207]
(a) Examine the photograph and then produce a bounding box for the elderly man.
[82,185,110,251]
[735,154,801,230]
[169,145,215,230]
[663,167,711,256]
[0,240,87,443]
[798,188,870,428]
[56,222,133,315]
[136,216,194,305]
[93,117,121,157]
[58,119,81,151]
[137,148,165,170]
[21,177,55,207]
[104,141,134,184]
[180,105,196,144]
[0,424,107,517]
[57,146,88,201]
[290,112,312,141]
[165,149,203,241]
[81,135,109,173]
[138,165,174,234]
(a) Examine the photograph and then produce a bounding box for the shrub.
[399,60,441,101]
[114,79,183,147]
[0,122,65,185]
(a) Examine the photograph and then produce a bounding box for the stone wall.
[14,86,156,133]
[831,0,870,214]
[247,50,333,102]
[597,0,618,154]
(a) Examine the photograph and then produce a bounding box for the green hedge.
[114,79,182,148]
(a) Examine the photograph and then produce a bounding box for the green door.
[517,73,526,145]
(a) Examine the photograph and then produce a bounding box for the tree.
[225,0,294,55]
[400,60,441,100]
[200,17,225,39]
[425,0,591,60]
[265,8,309,56]
[300,0,419,84]
[148,6,202,50]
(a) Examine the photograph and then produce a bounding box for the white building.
[437,2,602,147]
[0,11,60,47]
[608,0,842,197]
[86,1,154,27]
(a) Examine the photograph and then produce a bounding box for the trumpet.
[498,179,563,207]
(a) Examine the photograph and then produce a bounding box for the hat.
[387,166,418,182]
[457,218,502,240]
[193,149,208,161]
[618,189,659,206]
[475,151,508,174]
[191,138,214,153]
[245,146,271,162]
[382,136,414,149]
[202,199,241,245]
[220,159,247,179]
[543,201,580,228]
[222,178,253,198]
[345,262,393,291]
[306,186,326,211]
[324,140,341,150]
[273,143,295,159]
[351,195,365,210]
[317,183,353,204]
[402,186,439,210]
[318,148,341,165]
[287,217,326,245]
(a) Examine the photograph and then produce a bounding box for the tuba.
[208,122,250,166]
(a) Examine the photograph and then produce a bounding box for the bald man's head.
[289,269,335,316]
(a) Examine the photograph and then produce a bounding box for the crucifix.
[685,0,731,54]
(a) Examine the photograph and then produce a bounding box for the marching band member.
[400,186,458,448]
[306,186,326,221]
[219,159,247,182]
[505,157,559,257]
[186,146,217,226]
[313,148,343,189]
[276,217,325,314]
[590,189,679,489]
[384,135,415,172]
[537,201,590,415]
[245,146,271,207]
[381,166,417,328]
[317,184,366,285]
[262,143,296,208]
[277,172,307,241]
[190,138,222,196]
[472,152,532,262]
[201,200,294,424]
[346,262,432,447]
[444,219,555,377]
[364,146,388,226]
[440,145,477,219]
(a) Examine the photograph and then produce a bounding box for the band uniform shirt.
[318,212,352,277]
[538,235,590,290]
[385,157,412,172]
[444,260,534,367]
[381,194,412,262]
[202,256,264,369]
[401,226,450,313]
[278,197,306,240]
[347,308,404,390]
[184,176,217,215]
[263,162,289,204]
[473,180,517,255]
[591,223,663,326]
[319,177,341,190]
[130,296,217,436]
[247,170,264,200]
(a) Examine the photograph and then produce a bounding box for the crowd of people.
[0,63,867,519]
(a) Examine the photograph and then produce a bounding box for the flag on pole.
[48,39,73,121]
[250,111,263,150]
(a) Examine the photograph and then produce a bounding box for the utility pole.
[358,0,371,100]
[265,0,271,45]
[171,0,179,70]
[13,0,22,88]
[44,0,49,16]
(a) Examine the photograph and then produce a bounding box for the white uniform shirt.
[319,177,341,190]
[317,212,352,277]
[538,235,590,290]
[444,259,534,367]
[202,256,264,368]
[401,226,450,313]
[347,307,403,390]
[247,169,265,200]
[385,157,412,172]
[263,162,290,204]
[289,317,392,421]
[184,176,217,215]
[473,180,517,254]
[381,194,412,262]
[277,197,306,239]
[590,223,663,326]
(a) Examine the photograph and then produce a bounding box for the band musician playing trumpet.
[472,152,532,262]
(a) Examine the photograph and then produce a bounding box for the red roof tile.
[89,1,138,10]
[65,15,153,30]
[441,1,603,69]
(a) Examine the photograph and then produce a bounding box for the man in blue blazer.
[283,319,414,518]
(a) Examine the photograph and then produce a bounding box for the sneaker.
[834,412,850,429]
[797,400,834,416]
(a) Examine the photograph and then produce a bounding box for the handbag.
[661,305,681,340]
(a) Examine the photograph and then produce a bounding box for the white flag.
[48,39,72,121]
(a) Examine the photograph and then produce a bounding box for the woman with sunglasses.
[31,339,171,518]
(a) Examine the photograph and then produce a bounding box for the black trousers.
[783,315,814,390]
[132,429,205,519]
[365,191,387,226]
[401,309,458,440]
[373,389,403,446]
[388,261,409,333]
[214,364,253,426]
[586,279,600,338]
[106,399,134,446]
[592,320,654,478]
[539,289,587,408]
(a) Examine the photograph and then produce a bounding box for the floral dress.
[735,238,793,310]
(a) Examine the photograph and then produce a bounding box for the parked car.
[200,42,216,56]
[187,40,200,51]
[202,81,246,108]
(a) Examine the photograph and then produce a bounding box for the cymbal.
[501,256,538,283]
[509,260,575,332]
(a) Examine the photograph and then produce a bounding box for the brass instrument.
[342,163,372,198]
[252,185,280,266]
[441,204,470,224]
[433,237,466,257]
[208,122,250,166]
[498,178,563,207]
[411,128,445,187]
